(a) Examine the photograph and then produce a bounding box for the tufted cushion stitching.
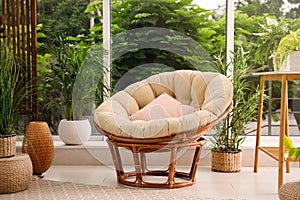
[201,74,233,117]
[146,72,175,98]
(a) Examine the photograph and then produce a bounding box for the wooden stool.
[0,153,32,193]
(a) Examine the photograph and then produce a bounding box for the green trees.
[35,0,300,134]
[37,0,90,42]
[111,0,223,82]
[236,0,284,17]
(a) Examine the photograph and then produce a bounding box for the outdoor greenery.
[254,19,289,68]
[33,0,300,134]
[0,45,29,135]
[44,35,89,120]
[211,48,260,152]
[110,0,219,85]
[274,28,300,69]
[37,0,90,43]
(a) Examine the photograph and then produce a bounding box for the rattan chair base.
[107,137,206,189]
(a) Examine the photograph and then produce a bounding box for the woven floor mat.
[0,177,236,200]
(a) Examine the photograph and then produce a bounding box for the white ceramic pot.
[273,51,300,72]
[58,119,91,145]
[289,51,300,71]
[273,54,290,72]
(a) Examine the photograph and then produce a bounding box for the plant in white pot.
[211,48,260,172]
[0,45,29,157]
[274,28,300,71]
[254,18,289,71]
[46,35,92,145]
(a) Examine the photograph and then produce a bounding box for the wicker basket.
[22,121,54,175]
[0,135,16,158]
[211,150,241,172]
[279,182,300,200]
[0,153,32,193]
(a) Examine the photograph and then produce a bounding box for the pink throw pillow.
[130,93,197,121]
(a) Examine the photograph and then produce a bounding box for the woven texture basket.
[279,182,300,200]
[0,135,16,158]
[0,153,32,193]
[211,150,241,172]
[22,121,54,175]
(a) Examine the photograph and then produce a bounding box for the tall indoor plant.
[211,48,260,172]
[0,45,28,157]
[46,35,92,144]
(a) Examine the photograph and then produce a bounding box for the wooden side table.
[253,72,300,190]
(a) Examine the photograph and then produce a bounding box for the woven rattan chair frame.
[94,103,232,189]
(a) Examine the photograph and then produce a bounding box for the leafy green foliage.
[211,48,260,152]
[254,19,289,66]
[0,45,30,135]
[34,0,300,135]
[85,0,222,86]
[37,0,90,42]
[236,0,284,18]
[45,35,89,120]
[284,135,300,161]
[274,28,300,69]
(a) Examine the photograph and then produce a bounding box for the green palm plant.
[45,35,89,120]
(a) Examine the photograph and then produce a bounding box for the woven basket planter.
[0,153,32,193]
[22,121,54,176]
[0,134,16,158]
[211,150,241,172]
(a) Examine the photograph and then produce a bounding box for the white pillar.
[103,0,111,98]
[226,0,234,76]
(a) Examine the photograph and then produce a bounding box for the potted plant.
[274,28,300,71]
[0,45,28,157]
[210,48,260,172]
[46,35,92,145]
[254,18,289,71]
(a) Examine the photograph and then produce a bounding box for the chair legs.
[107,138,206,189]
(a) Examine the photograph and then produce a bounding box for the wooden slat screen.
[1,0,38,120]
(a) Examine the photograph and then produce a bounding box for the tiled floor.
[44,165,300,200]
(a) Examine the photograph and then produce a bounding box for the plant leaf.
[284,135,294,149]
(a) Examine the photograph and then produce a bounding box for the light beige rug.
[0,178,235,200]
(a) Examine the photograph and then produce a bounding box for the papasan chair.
[94,70,233,188]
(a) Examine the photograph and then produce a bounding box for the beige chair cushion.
[94,70,233,139]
